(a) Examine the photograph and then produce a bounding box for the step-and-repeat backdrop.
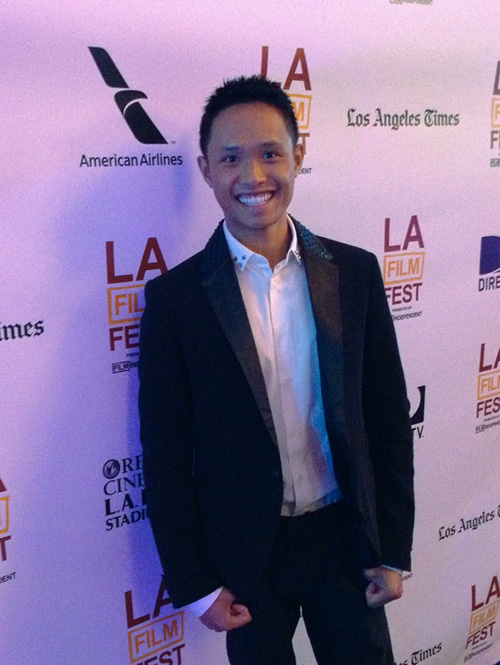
[2,1,500,664]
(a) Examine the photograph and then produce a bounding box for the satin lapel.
[200,226,277,446]
[301,239,346,434]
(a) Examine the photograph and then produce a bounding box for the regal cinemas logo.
[476,343,500,434]
[490,62,500,167]
[478,236,500,292]
[106,238,167,374]
[0,476,16,585]
[125,580,185,664]
[102,456,147,531]
[260,46,312,174]
[465,574,500,661]
[383,215,425,319]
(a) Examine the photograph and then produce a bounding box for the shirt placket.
[269,261,300,513]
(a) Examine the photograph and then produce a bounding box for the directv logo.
[410,385,425,440]
[478,236,500,292]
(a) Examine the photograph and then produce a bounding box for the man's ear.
[198,155,213,189]
[294,142,304,175]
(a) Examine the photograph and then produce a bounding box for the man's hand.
[363,567,403,608]
[199,587,252,632]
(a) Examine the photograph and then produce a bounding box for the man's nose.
[242,158,266,184]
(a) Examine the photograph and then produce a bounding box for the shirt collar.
[223,216,302,271]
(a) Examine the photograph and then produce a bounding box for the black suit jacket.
[139,219,414,608]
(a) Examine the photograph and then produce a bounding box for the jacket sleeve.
[361,254,415,571]
[139,277,223,607]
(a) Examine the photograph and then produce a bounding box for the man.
[139,75,414,665]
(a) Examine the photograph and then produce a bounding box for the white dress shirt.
[223,219,341,516]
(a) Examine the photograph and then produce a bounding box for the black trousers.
[226,502,394,665]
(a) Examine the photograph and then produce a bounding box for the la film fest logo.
[478,236,500,292]
[125,580,185,664]
[83,47,183,169]
[383,215,425,320]
[465,574,500,661]
[490,62,500,167]
[103,456,147,530]
[0,476,16,585]
[410,385,426,441]
[475,342,500,434]
[0,320,44,342]
[395,642,442,665]
[106,238,167,374]
[260,46,312,175]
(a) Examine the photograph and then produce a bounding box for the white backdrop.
[2,1,500,664]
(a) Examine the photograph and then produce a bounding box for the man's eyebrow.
[260,142,283,149]
[220,141,283,151]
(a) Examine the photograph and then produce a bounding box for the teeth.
[238,193,272,206]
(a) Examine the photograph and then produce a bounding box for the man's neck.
[226,217,291,270]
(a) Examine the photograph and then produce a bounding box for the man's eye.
[223,155,237,163]
[264,151,278,159]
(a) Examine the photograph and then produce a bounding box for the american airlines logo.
[89,47,167,144]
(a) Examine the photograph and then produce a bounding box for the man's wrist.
[381,564,404,575]
[184,587,224,617]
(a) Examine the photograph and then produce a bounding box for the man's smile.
[237,192,274,207]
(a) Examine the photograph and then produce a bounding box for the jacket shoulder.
[318,235,376,265]
[314,236,379,282]
[144,250,204,296]
[293,217,377,270]
[145,221,228,294]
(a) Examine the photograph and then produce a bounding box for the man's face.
[198,102,303,244]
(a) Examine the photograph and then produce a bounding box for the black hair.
[199,75,299,156]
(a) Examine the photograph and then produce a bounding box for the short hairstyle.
[199,75,299,156]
